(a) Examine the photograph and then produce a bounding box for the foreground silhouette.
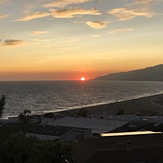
[0,95,5,117]
[0,126,73,163]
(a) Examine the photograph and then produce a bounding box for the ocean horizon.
[1,80,163,118]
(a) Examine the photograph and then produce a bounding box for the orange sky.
[0,0,163,80]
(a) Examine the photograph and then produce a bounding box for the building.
[40,116,130,134]
[74,131,163,163]
[26,125,92,142]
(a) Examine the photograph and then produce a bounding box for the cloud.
[0,13,8,19]
[32,31,48,35]
[134,0,155,4]
[0,39,25,46]
[89,34,101,37]
[87,21,108,29]
[109,28,134,34]
[16,12,51,21]
[15,8,101,21]
[108,7,153,20]
[43,0,92,8]
[50,8,101,18]
[108,0,156,21]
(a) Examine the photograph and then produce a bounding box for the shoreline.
[61,93,163,116]
[4,93,163,119]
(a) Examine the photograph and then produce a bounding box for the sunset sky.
[0,0,163,80]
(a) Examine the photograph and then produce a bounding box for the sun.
[80,77,86,81]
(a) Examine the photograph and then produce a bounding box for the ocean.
[1,80,163,118]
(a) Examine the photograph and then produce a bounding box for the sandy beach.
[68,93,163,116]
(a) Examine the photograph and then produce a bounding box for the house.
[41,116,130,134]
[26,125,92,142]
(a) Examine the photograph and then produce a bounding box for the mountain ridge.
[94,64,163,81]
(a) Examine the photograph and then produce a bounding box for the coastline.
[64,93,163,116]
[4,93,163,119]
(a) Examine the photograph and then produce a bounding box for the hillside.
[94,64,163,81]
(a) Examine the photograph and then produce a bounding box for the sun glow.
[80,77,86,81]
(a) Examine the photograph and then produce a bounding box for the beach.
[68,93,163,116]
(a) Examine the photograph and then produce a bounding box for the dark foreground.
[1,93,163,163]
[74,133,163,163]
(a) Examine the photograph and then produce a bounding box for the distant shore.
[64,93,163,116]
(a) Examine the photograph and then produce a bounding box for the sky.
[0,0,163,80]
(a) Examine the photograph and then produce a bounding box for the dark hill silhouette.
[94,64,163,81]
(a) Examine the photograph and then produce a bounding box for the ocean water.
[0,80,163,117]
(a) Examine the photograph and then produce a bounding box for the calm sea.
[1,80,163,118]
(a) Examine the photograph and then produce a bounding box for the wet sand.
[67,93,163,116]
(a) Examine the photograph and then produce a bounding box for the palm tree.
[18,109,31,124]
[23,109,31,117]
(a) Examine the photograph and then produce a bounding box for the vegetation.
[0,126,74,163]
[0,97,74,162]
[116,109,125,115]
[18,110,32,126]
[78,108,88,117]
[0,107,74,163]
[0,95,5,117]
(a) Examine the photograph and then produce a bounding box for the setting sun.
[81,77,86,81]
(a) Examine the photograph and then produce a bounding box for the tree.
[23,109,31,117]
[0,131,74,163]
[116,109,125,115]
[0,95,6,117]
[18,109,32,133]
[78,108,88,117]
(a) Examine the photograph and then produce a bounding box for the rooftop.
[41,116,129,133]
[74,132,163,163]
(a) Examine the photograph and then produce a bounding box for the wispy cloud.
[43,0,92,8]
[0,13,8,19]
[108,7,153,20]
[16,12,51,21]
[50,8,101,18]
[32,31,48,35]
[108,28,134,34]
[0,39,25,46]
[15,8,101,21]
[87,21,108,29]
[89,34,101,38]
[108,0,156,21]
[134,0,155,4]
